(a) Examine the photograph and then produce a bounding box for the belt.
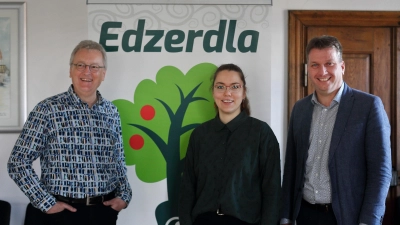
[197,212,258,225]
[54,192,114,206]
[302,199,332,212]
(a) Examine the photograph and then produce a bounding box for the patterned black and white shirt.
[7,85,132,212]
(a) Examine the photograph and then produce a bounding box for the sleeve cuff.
[34,195,57,213]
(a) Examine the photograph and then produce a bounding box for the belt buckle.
[86,195,104,206]
[86,196,94,206]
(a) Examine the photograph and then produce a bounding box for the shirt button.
[315,190,318,194]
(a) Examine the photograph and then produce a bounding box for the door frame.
[288,10,400,223]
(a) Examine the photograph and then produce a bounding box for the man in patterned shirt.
[8,40,132,225]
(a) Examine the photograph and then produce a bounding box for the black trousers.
[296,200,337,225]
[193,212,258,225]
[24,203,119,225]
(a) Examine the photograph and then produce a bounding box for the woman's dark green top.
[179,111,281,225]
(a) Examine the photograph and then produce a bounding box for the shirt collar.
[214,111,248,132]
[311,83,344,107]
[68,84,104,106]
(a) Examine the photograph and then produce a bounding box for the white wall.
[0,1,87,224]
[0,0,399,225]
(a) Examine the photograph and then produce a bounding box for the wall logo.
[113,63,217,224]
[100,20,259,53]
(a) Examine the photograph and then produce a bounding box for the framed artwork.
[0,2,26,132]
[87,0,272,5]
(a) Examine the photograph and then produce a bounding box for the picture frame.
[0,2,26,132]
[87,0,272,5]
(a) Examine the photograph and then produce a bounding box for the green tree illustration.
[113,62,217,225]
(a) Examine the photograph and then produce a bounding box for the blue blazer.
[281,83,392,225]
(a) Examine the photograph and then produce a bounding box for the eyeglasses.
[214,84,242,93]
[72,63,105,72]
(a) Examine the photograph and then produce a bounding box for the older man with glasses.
[8,40,132,225]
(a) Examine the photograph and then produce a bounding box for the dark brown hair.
[305,35,343,62]
[211,63,250,115]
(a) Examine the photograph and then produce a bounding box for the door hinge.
[390,170,398,186]
[304,63,308,87]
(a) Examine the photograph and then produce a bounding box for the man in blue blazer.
[280,35,391,225]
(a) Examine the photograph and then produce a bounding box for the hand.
[46,201,77,214]
[103,197,127,212]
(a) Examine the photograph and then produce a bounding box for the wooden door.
[288,11,400,225]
